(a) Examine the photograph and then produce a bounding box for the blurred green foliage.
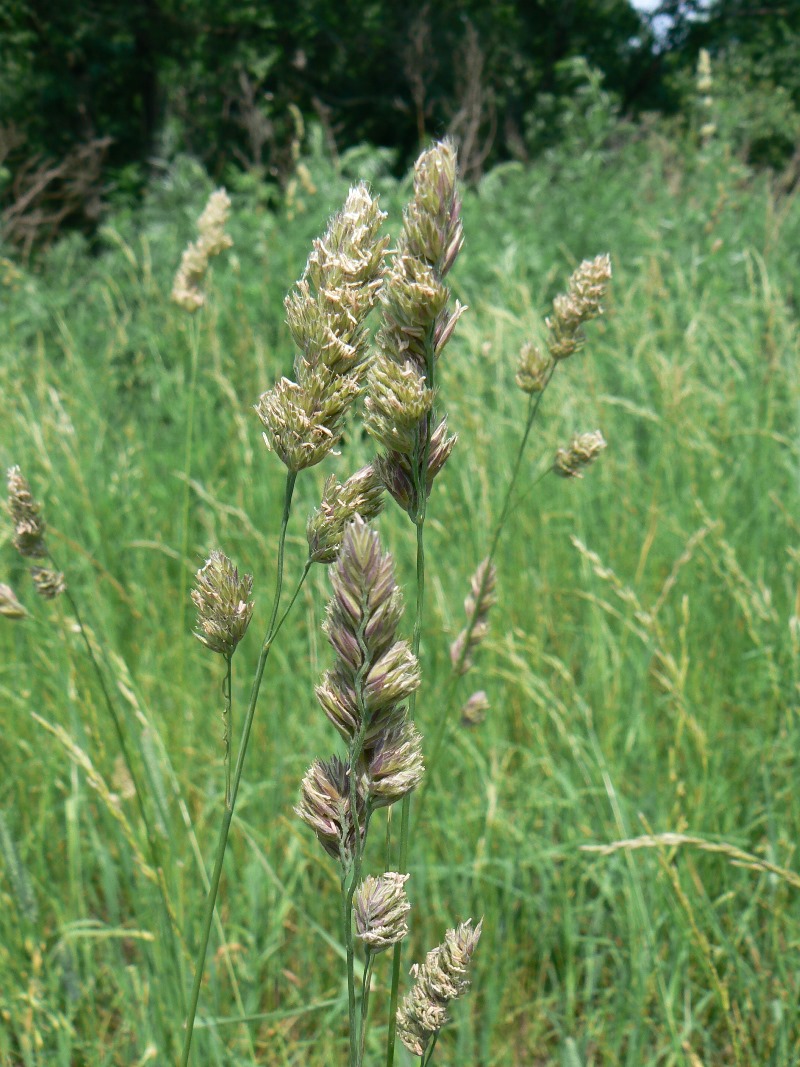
[1,0,799,251]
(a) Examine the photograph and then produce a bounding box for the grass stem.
[179,470,297,1065]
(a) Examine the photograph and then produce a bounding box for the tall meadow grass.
[1,126,799,1065]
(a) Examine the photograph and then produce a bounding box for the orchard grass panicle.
[7,465,48,560]
[396,918,484,1061]
[171,188,233,312]
[296,516,432,1067]
[553,430,608,479]
[255,183,389,472]
[191,550,254,658]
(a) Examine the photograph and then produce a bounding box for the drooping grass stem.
[180,470,297,1066]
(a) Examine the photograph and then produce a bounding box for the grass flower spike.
[256,185,388,471]
[450,558,497,676]
[314,516,420,760]
[396,918,483,1058]
[307,464,385,564]
[191,550,254,656]
[365,141,464,515]
[171,188,233,312]
[295,756,367,862]
[460,690,490,727]
[7,466,66,599]
[354,872,411,952]
[7,465,47,558]
[553,430,607,478]
[30,566,67,600]
[516,340,550,394]
[547,254,612,361]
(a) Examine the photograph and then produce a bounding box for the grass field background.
[1,130,799,1065]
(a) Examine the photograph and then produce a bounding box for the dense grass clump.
[1,127,799,1066]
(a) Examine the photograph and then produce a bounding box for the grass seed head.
[307,464,385,564]
[516,341,551,394]
[363,356,434,456]
[317,517,420,757]
[375,417,457,516]
[354,872,411,952]
[7,466,47,559]
[258,185,388,471]
[295,755,366,862]
[30,567,66,600]
[396,917,483,1057]
[362,722,424,808]
[547,253,612,360]
[191,550,254,657]
[171,188,233,312]
[450,558,497,676]
[553,430,607,479]
[461,690,490,727]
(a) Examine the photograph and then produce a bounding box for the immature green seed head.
[516,341,551,394]
[354,872,411,952]
[363,356,434,457]
[285,183,388,385]
[7,466,47,559]
[191,550,254,656]
[257,185,389,472]
[402,140,463,276]
[553,430,607,479]
[396,918,483,1057]
[255,372,360,472]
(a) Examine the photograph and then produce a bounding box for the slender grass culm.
[4,140,612,1065]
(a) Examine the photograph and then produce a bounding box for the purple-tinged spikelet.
[460,690,490,728]
[450,558,497,676]
[375,417,457,517]
[295,756,367,862]
[316,517,420,754]
[354,872,411,952]
[297,517,424,858]
[364,142,465,513]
